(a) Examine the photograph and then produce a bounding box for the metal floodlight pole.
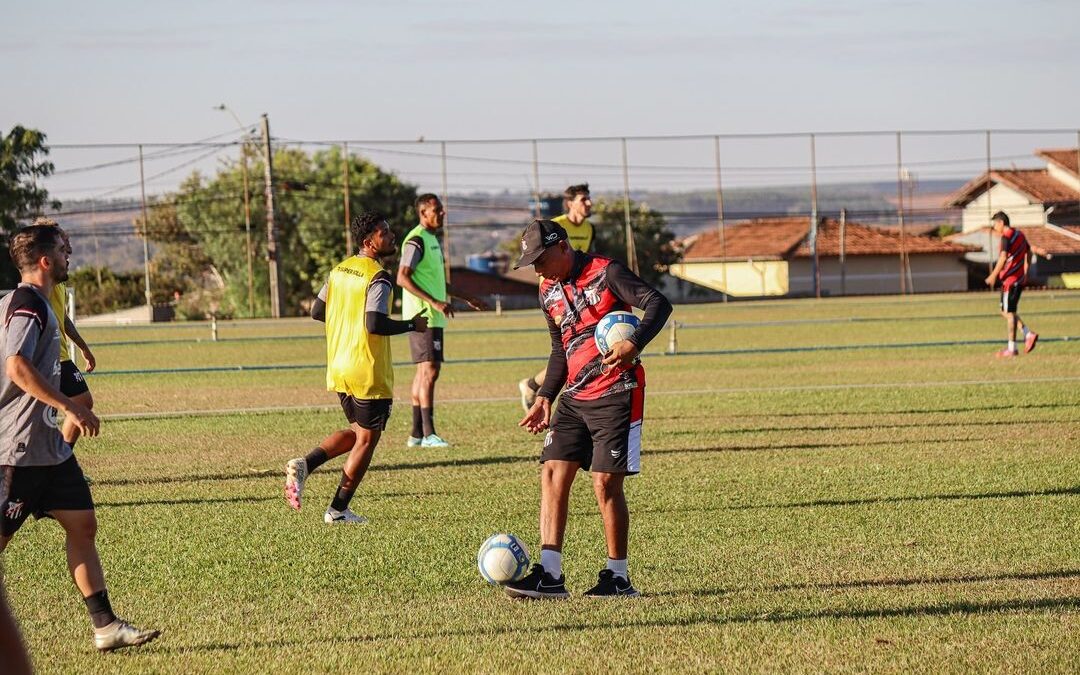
[896,131,908,295]
[138,144,153,321]
[440,141,451,283]
[532,140,541,218]
[260,114,285,318]
[713,136,728,302]
[343,141,352,255]
[214,104,255,317]
[809,133,820,299]
[620,138,639,274]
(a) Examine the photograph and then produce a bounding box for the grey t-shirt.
[0,284,71,466]
[398,239,424,270]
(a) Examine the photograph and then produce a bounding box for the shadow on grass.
[90,456,529,489]
[648,568,1080,599]
[661,418,1070,436]
[651,436,987,455]
[95,495,279,508]
[161,595,1080,654]
[652,401,1077,421]
[633,485,1080,514]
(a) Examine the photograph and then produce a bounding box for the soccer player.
[34,218,98,455]
[0,224,159,651]
[284,213,428,523]
[397,194,486,448]
[984,211,1038,357]
[518,184,593,412]
[506,219,672,599]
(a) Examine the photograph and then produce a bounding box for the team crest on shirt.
[42,406,59,429]
[584,288,600,305]
[5,499,24,521]
[521,239,528,251]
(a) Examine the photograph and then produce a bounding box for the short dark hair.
[563,183,590,209]
[992,211,1010,227]
[350,212,386,250]
[415,193,440,211]
[8,225,62,273]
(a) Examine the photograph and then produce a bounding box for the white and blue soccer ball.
[595,311,640,354]
[477,533,530,585]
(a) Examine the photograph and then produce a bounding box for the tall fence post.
[531,140,541,218]
[985,130,994,276]
[343,141,352,255]
[441,140,451,284]
[713,135,728,302]
[839,208,847,296]
[138,144,153,321]
[896,131,908,295]
[620,137,639,274]
[809,133,820,299]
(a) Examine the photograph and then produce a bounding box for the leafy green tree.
[154,146,416,317]
[591,199,681,286]
[1,126,60,285]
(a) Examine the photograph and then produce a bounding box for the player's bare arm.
[518,395,551,433]
[5,354,99,436]
[397,265,454,317]
[985,251,1006,287]
[64,315,96,372]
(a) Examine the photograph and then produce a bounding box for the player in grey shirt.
[0,224,159,652]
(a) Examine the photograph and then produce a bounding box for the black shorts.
[1,456,94,537]
[541,387,645,475]
[338,394,393,431]
[1001,285,1023,313]
[60,360,90,397]
[409,327,444,363]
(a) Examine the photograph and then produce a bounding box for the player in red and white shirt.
[506,219,671,599]
[984,211,1038,357]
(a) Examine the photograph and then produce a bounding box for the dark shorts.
[338,394,393,431]
[1,456,94,537]
[1001,285,1023,313]
[409,327,444,364]
[60,360,90,397]
[541,387,644,475]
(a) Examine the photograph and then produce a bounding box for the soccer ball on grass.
[477,533,530,585]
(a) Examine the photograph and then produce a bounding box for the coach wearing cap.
[504,219,672,600]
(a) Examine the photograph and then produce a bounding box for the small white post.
[495,294,503,316]
[211,314,219,342]
[667,320,678,355]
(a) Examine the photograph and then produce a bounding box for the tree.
[591,199,681,286]
[1,126,60,285]
[148,146,417,317]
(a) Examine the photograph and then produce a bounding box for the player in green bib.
[397,194,486,448]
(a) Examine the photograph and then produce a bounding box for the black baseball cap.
[514,219,568,269]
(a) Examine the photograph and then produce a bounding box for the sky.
[4,0,1080,200]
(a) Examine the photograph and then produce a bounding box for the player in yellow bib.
[518,183,593,410]
[283,213,428,524]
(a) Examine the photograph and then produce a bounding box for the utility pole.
[260,114,285,318]
[343,141,352,255]
[621,138,639,274]
[809,134,820,299]
[896,132,908,295]
[138,145,153,321]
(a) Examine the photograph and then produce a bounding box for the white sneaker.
[518,378,537,412]
[94,619,161,652]
[406,436,423,448]
[284,458,307,511]
[324,507,367,524]
[421,434,450,448]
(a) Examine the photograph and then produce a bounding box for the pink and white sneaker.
[995,348,1018,358]
[284,458,308,510]
[1024,332,1039,354]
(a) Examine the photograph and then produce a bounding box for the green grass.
[6,291,1080,673]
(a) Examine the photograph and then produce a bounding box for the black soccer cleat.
[583,569,640,598]
[504,564,570,600]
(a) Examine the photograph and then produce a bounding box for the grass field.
[6,290,1080,673]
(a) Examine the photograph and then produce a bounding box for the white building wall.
[788,255,968,296]
[961,183,1045,232]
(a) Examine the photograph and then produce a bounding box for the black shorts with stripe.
[541,387,644,475]
[338,394,393,431]
[1000,285,1023,313]
[1,456,94,537]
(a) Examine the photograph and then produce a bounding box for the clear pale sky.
[4,0,1079,199]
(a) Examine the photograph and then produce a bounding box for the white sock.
[1008,340,1016,351]
[540,549,562,578]
[606,558,628,580]
[1021,326,1030,337]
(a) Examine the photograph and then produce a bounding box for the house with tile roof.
[671,217,975,297]
[944,148,1080,287]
